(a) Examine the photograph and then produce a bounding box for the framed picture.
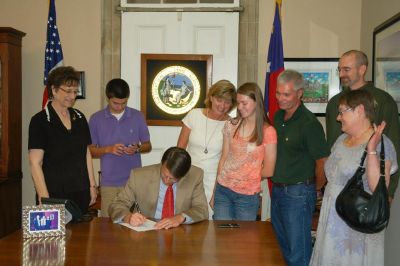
[22,205,66,238]
[373,12,400,112]
[141,53,212,126]
[284,58,340,115]
[76,71,86,99]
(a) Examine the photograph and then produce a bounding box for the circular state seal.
[152,66,201,115]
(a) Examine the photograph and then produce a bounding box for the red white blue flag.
[264,0,284,122]
[42,0,64,108]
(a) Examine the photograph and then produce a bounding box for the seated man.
[109,147,208,229]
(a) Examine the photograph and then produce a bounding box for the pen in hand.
[126,202,146,226]
[134,201,141,214]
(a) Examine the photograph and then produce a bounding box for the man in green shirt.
[272,70,329,266]
[326,50,400,200]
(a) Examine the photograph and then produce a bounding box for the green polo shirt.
[272,103,329,184]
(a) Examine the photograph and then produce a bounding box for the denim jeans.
[271,183,316,266]
[213,183,260,221]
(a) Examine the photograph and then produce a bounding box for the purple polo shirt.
[89,107,150,186]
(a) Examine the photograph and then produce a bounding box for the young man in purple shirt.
[89,78,151,217]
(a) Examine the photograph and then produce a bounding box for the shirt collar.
[159,179,178,190]
[291,102,306,121]
[342,81,372,92]
[46,101,82,123]
[104,106,132,120]
[278,101,305,123]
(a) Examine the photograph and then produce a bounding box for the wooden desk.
[0,218,284,265]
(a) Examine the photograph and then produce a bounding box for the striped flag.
[42,0,63,108]
[262,0,284,208]
[264,0,284,122]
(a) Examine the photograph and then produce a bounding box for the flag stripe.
[264,0,284,196]
[264,0,284,122]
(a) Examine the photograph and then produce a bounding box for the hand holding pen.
[123,202,146,226]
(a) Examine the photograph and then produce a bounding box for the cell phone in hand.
[217,223,240,228]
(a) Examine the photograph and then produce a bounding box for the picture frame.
[141,53,212,126]
[284,58,340,115]
[76,71,86,99]
[22,205,66,238]
[22,237,66,265]
[373,12,400,112]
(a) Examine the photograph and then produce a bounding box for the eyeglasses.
[337,107,353,116]
[58,87,79,95]
[337,67,352,73]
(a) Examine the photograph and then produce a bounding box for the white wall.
[0,0,102,206]
[360,2,400,265]
[258,0,362,89]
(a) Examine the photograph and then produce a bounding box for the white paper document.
[119,219,157,232]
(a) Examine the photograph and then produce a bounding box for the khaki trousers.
[100,186,124,217]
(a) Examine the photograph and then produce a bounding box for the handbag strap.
[359,135,385,175]
[359,149,368,167]
[380,135,385,178]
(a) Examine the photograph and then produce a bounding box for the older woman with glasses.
[310,89,397,265]
[28,66,97,214]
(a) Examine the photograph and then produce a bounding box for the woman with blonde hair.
[211,82,277,220]
[177,79,236,219]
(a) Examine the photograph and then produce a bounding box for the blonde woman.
[177,80,236,219]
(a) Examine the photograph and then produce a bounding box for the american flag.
[42,0,63,109]
[263,0,284,199]
[264,0,284,122]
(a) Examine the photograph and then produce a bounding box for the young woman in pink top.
[211,82,277,220]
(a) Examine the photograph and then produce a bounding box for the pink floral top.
[217,121,277,195]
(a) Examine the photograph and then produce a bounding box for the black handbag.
[335,136,390,233]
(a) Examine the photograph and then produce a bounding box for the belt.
[273,179,315,187]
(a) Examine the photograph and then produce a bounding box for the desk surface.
[0,218,284,265]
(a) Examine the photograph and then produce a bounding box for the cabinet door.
[0,57,2,160]
[0,27,25,238]
[0,47,6,176]
[0,28,24,178]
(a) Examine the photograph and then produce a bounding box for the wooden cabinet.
[0,27,25,238]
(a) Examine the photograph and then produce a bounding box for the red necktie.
[162,185,174,219]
